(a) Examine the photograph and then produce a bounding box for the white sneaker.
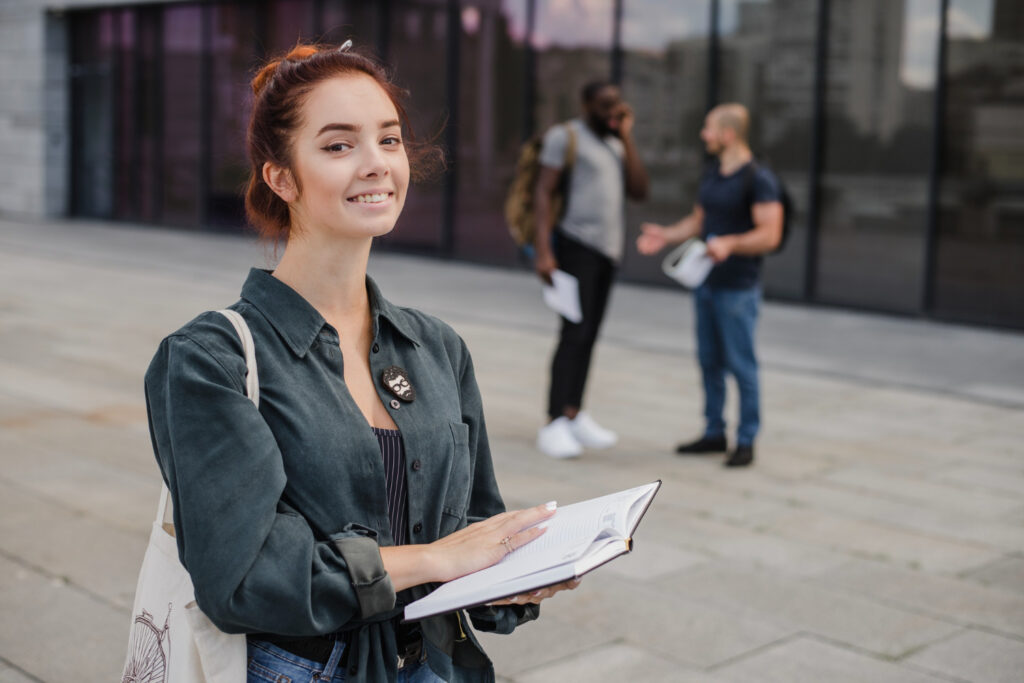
[537,417,583,459]
[569,412,618,449]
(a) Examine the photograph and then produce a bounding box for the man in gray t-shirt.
[533,81,649,459]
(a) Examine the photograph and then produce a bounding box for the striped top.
[372,427,409,546]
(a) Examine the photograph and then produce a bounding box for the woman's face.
[284,73,410,241]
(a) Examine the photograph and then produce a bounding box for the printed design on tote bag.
[122,603,171,683]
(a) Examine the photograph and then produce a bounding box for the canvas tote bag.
[122,309,257,683]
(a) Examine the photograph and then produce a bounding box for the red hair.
[245,43,439,242]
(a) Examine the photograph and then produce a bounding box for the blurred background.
[1,0,1022,329]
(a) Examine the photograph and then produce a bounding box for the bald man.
[636,103,783,467]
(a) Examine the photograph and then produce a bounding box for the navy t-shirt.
[699,161,782,289]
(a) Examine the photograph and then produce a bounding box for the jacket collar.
[240,269,420,357]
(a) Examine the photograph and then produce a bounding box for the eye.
[322,142,351,153]
[381,136,402,147]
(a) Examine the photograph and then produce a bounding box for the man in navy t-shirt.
[637,103,783,467]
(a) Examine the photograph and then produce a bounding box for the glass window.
[815,0,942,313]
[533,0,615,128]
[207,3,260,230]
[320,0,381,49]
[161,5,203,226]
[451,0,530,264]
[618,0,710,284]
[70,10,115,219]
[112,9,138,221]
[380,1,451,251]
[933,0,1024,328]
[267,0,316,52]
[718,0,818,299]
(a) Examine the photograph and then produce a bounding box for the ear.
[262,162,298,203]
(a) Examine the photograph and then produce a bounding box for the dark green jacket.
[145,268,537,682]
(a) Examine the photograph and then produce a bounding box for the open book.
[404,481,661,621]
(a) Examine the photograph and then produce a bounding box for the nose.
[358,144,389,179]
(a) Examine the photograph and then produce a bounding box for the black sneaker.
[724,445,754,467]
[675,435,727,455]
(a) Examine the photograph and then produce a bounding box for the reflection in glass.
[532,0,614,129]
[452,0,529,264]
[815,0,941,312]
[618,0,709,284]
[718,0,817,298]
[207,4,259,230]
[383,0,449,250]
[70,11,115,218]
[162,5,203,226]
[934,0,1024,327]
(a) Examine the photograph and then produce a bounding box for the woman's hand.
[489,578,582,606]
[427,503,557,583]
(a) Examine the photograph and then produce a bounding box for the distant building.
[1,0,1021,328]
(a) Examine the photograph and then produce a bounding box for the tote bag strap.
[156,309,260,526]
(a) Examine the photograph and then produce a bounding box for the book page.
[404,481,660,620]
[442,483,657,590]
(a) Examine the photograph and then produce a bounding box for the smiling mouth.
[348,192,393,204]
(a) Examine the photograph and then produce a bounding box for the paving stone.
[0,661,39,683]
[713,636,948,683]
[821,558,1024,638]
[0,555,127,682]
[907,629,1024,683]
[474,612,614,678]
[0,480,148,609]
[765,508,1002,575]
[966,557,1024,595]
[933,465,1024,498]
[656,563,959,658]
[514,641,718,683]
[2,218,1024,683]
[824,467,1023,519]
[550,573,792,668]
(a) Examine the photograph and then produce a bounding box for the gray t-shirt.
[539,118,625,261]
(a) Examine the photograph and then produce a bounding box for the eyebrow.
[316,120,401,136]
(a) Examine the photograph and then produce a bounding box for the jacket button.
[412,459,421,471]
[413,522,422,533]
[372,343,380,353]
[390,399,400,409]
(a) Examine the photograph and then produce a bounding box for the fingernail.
[544,501,557,511]
[531,590,543,597]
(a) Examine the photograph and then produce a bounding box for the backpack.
[741,161,793,253]
[505,123,577,248]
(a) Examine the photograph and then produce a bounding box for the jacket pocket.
[440,421,472,532]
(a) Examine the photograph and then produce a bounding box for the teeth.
[351,193,389,203]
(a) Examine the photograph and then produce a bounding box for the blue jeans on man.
[694,283,760,447]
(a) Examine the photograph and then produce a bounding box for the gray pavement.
[1,216,1023,682]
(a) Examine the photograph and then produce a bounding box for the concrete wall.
[0,1,165,218]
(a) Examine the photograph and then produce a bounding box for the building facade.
[2,0,1022,328]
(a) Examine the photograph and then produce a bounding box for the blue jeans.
[694,284,761,446]
[247,639,444,682]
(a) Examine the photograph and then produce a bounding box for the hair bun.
[251,44,323,95]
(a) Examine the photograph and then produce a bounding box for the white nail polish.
[545,501,557,511]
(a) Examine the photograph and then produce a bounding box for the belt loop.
[317,638,346,681]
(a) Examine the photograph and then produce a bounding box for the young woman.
[145,43,576,682]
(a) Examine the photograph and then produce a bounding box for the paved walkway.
[1,217,1022,682]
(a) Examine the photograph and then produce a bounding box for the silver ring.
[501,536,514,554]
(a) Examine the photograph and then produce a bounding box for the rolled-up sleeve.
[331,525,395,619]
[145,331,395,636]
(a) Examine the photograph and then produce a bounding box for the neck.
[272,230,373,324]
[718,144,752,174]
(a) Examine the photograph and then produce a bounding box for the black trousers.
[547,233,616,419]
